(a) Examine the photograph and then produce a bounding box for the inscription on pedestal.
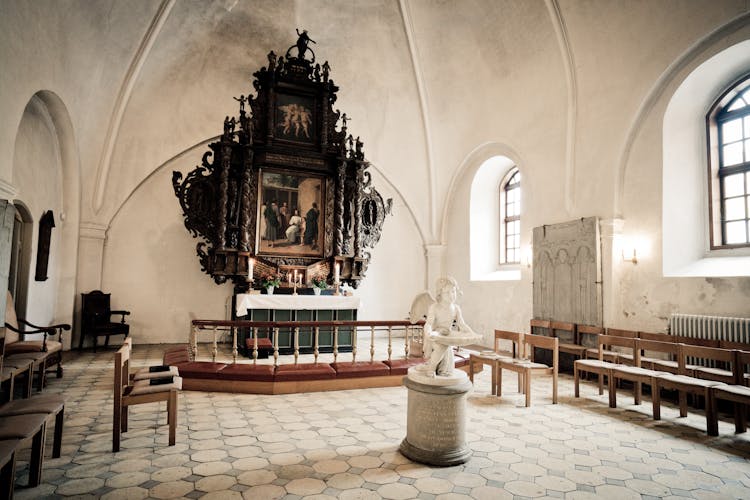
[400,377,472,466]
[407,391,465,452]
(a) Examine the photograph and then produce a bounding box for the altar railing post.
[252,327,259,364]
[212,326,218,362]
[352,326,357,363]
[370,326,376,362]
[314,326,320,364]
[231,326,238,363]
[293,326,300,365]
[387,326,393,361]
[333,326,339,363]
[273,327,280,367]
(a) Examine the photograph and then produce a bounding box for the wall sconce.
[622,246,638,264]
[522,245,533,268]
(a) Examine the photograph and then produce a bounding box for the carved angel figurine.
[409,276,476,377]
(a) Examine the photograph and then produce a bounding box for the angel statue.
[409,276,480,378]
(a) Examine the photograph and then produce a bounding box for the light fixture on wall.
[522,245,533,268]
[621,238,638,264]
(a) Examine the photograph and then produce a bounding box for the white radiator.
[669,313,750,366]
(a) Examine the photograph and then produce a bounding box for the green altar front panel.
[274,309,293,349]
[335,309,355,347]
[296,309,314,348]
[316,309,335,348]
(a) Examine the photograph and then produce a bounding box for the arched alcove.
[469,155,520,281]
[12,91,80,347]
[662,40,750,277]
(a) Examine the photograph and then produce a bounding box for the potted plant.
[311,275,327,295]
[261,273,281,295]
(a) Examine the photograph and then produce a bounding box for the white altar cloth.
[236,294,361,317]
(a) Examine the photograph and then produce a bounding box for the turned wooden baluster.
[370,326,376,362]
[231,326,238,363]
[387,326,393,362]
[314,326,320,364]
[252,327,259,364]
[404,326,410,358]
[212,326,218,362]
[352,326,358,363]
[294,326,300,365]
[273,327,280,367]
[333,327,339,363]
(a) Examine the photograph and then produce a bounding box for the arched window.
[708,74,750,248]
[500,168,521,264]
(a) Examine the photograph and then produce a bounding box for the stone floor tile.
[55,477,106,496]
[313,459,350,474]
[470,485,514,499]
[338,487,382,500]
[105,470,151,488]
[412,476,454,494]
[150,479,195,499]
[242,483,286,499]
[100,486,149,500]
[285,477,327,495]
[348,455,384,469]
[327,471,365,489]
[193,461,232,476]
[535,474,577,493]
[377,482,420,499]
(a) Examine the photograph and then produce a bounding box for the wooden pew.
[497,334,558,407]
[574,335,638,406]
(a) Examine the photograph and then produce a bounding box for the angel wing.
[409,291,435,324]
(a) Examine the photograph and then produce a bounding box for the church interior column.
[424,244,446,291]
[599,218,624,328]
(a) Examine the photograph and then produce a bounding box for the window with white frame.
[708,74,750,248]
[500,168,520,264]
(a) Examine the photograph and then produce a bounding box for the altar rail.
[191,319,424,365]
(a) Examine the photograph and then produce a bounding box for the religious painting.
[274,93,316,143]
[256,169,325,258]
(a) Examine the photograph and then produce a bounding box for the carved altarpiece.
[173,31,390,293]
[532,217,602,328]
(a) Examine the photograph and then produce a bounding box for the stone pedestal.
[399,375,472,466]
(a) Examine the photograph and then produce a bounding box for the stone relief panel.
[533,217,602,326]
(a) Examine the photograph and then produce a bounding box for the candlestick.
[334,262,340,283]
[248,258,254,283]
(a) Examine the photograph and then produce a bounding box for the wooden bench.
[574,335,638,406]
[708,351,750,435]
[469,330,524,395]
[654,344,735,435]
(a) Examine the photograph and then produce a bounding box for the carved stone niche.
[173,30,391,293]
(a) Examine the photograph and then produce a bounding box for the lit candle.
[293,270,297,284]
[288,272,292,285]
[334,262,340,282]
[248,258,254,281]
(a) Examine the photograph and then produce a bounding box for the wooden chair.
[654,344,733,434]
[638,332,679,373]
[4,290,68,388]
[0,336,33,402]
[551,321,586,360]
[80,290,131,351]
[497,334,558,407]
[575,335,638,406]
[592,328,637,363]
[113,342,180,452]
[707,351,750,435]
[468,330,524,395]
[577,324,604,358]
[0,438,19,499]
[610,339,678,419]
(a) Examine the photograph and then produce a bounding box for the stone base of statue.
[399,374,473,466]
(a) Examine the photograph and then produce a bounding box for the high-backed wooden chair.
[594,328,637,363]
[497,334,558,407]
[577,324,604,358]
[80,290,130,351]
[551,321,586,360]
[4,290,68,389]
[0,438,19,499]
[638,331,679,373]
[113,342,180,452]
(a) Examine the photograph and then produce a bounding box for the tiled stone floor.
[10,344,750,499]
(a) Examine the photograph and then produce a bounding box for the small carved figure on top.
[322,61,330,82]
[275,56,284,77]
[291,28,316,61]
[346,135,355,158]
[314,63,321,82]
[234,94,247,113]
[267,50,277,71]
[341,112,348,130]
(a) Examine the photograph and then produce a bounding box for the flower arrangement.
[311,275,328,289]
[261,273,281,288]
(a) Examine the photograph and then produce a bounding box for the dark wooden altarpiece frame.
[172,31,390,293]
